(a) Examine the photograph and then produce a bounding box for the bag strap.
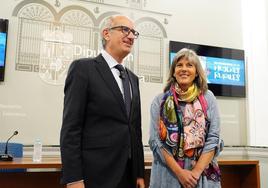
[198,93,210,143]
[198,93,208,118]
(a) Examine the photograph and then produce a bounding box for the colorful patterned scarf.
[158,83,221,181]
[159,83,204,158]
[174,82,200,102]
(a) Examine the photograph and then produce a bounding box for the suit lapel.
[94,54,127,116]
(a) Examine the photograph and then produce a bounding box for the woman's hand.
[176,169,198,188]
[191,168,202,181]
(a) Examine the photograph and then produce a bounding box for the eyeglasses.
[109,25,139,39]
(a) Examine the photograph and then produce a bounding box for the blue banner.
[0,32,7,67]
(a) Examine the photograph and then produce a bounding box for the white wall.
[2,0,268,186]
[141,0,247,146]
[0,0,247,146]
[242,0,268,146]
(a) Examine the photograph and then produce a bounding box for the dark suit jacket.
[60,54,144,188]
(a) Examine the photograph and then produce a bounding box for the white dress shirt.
[101,49,132,100]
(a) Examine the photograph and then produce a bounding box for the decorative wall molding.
[12,0,170,85]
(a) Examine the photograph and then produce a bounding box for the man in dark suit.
[60,15,145,188]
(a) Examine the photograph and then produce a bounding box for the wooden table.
[0,156,260,188]
[0,157,63,188]
[217,158,260,188]
[0,157,62,169]
[144,155,260,188]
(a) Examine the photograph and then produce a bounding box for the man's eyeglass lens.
[109,26,139,38]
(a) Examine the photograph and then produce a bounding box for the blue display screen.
[204,56,245,86]
[170,52,245,87]
[169,41,246,97]
[0,32,7,67]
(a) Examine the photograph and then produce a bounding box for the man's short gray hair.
[101,15,132,48]
[101,16,116,48]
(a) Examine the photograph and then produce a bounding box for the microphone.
[115,65,126,79]
[119,71,126,79]
[0,131,19,161]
